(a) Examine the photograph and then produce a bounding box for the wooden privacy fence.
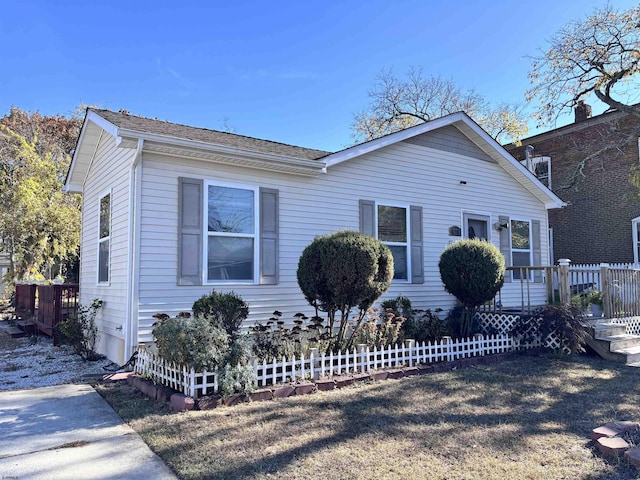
[14,283,79,336]
[136,332,539,398]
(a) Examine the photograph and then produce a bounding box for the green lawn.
[96,353,640,480]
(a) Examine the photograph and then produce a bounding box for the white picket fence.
[135,330,538,398]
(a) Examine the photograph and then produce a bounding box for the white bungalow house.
[65,109,565,364]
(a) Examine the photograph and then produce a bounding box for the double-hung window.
[511,219,532,280]
[98,192,111,284]
[377,204,410,281]
[206,182,259,283]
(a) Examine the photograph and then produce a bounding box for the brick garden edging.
[592,421,640,468]
[112,348,545,412]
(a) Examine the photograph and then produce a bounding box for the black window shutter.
[177,177,203,285]
[259,188,279,285]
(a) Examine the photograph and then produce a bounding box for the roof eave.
[117,128,327,176]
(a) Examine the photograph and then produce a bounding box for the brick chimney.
[575,100,592,123]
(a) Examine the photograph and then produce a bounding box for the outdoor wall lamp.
[493,221,509,231]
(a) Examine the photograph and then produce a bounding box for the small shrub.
[226,333,254,366]
[510,304,587,354]
[219,364,257,398]
[192,290,249,337]
[297,231,394,351]
[352,308,405,348]
[57,299,103,361]
[251,312,330,361]
[405,308,447,343]
[438,239,505,337]
[152,314,230,370]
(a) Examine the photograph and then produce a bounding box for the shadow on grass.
[100,353,640,480]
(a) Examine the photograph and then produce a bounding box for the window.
[98,192,111,284]
[511,219,532,280]
[633,217,640,264]
[206,183,258,282]
[377,204,409,280]
[463,213,490,241]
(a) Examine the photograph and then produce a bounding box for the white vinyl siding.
[79,133,134,362]
[134,137,549,343]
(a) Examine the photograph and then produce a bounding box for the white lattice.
[608,316,640,336]
[478,312,570,354]
[477,312,520,335]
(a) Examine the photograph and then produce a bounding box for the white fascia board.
[64,111,120,192]
[117,128,327,173]
[86,110,119,138]
[324,112,469,167]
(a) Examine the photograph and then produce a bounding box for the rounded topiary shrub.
[297,230,394,350]
[438,238,505,337]
[192,290,249,337]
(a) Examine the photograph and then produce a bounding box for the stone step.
[593,323,627,340]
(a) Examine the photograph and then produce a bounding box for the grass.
[96,352,640,480]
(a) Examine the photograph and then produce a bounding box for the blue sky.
[2,0,637,151]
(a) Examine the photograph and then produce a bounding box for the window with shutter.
[177,178,278,285]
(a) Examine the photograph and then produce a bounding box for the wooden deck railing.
[484,260,640,318]
[14,283,79,336]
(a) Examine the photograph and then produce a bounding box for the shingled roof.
[92,109,331,161]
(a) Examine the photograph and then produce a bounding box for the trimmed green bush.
[438,239,505,337]
[297,230,394,351]
[152,314,230,370]
[192,290,249,337]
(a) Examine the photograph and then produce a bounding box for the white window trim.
[632,217,640,264]
[203,179,259,285]
[531,156,551,190]
[461,211,492,241]
[97,189,112,286]
[374,201,411,282]
[510,217,533,281]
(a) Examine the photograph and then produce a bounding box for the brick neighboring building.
[507,106,640,265]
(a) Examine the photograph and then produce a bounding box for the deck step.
[16,320,36,334]
[5,326,26,338]
[593,323,627,340]
[612,345,640,365]
[597,334,640,352]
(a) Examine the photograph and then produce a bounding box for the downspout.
[124,139,144,361]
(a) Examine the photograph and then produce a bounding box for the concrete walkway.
[0,384,177,479]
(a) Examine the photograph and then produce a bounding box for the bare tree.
[352,67,528,144]
[527,4,640,125]
[526,5,640,191]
